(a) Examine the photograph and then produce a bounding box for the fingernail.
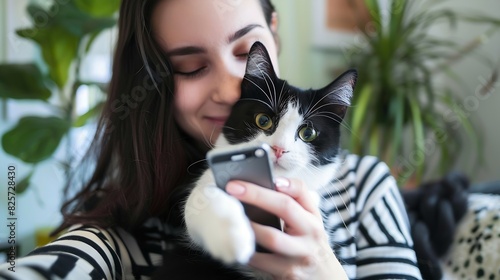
[275,177,290,189]
[226,183,246,195]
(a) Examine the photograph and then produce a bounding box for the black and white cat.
[184,41,357,267]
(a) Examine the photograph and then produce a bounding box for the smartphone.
[207,143,283,235]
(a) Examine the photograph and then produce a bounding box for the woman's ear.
[270,12,280,54]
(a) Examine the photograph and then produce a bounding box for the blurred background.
[0,0,499,258]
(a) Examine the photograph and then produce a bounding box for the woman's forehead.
[152,0,267,49]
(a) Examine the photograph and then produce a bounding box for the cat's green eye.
[255,113,273,130]
[298,126,318,142]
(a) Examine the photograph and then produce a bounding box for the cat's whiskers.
[247,59,271,98]
[221,125,237,131]
[303,163,356,241]
[243,121,255,133]
[308,112,343,124]
[303,92,333,118]
[277,80,286,110]
[326,177,356,240]
[249,56,277,109]
[243,77,274,108]
[326,85,353,106]
[303,87,351,119]
[192,121,216,149]
[305,99,350,120]
[239,97,273,111]
[338,121,354,135]
[261,72,277,109]
[187,158,209,173]
[308,101,348,115]
[306,112,351,131]
[307,111,354,134]
[207,126,220,148]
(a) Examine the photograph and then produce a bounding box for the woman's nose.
[211,61,243,105]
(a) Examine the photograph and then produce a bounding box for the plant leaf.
[349,84,372,153]
[26,2,117,38]
[53,4,117,38]
[73,101,104,127]
[388,0,408,47]
[368,125,380,157]
[350,84,372,136]
[74,0,120,17]
[17,26,80,90]
[389,90,404,165]
[408,94,425,180]
[0,63,51,100]
[16,169,35,194]
[17,2,117,89]
[364,0,382,29]
[84,31,101,53]
[1,116,71,163]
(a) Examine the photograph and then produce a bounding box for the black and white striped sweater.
[0,154,422,279]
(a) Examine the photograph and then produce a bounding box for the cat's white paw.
[186,185,256,264]
[204,201,255,264]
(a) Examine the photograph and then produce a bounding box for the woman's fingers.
[249,251,327,280]
[249,252,292,278]
[251,222,307,257]
[274,177,322,218]
[226,180,314,233]
[227,179,345,279]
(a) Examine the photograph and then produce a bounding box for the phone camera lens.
[255,149,264,157]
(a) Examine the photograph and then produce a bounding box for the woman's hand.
[226,178,348,280]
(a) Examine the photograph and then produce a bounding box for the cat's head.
[220,42,357,181]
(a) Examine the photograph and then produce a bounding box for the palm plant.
[343,0,500,185]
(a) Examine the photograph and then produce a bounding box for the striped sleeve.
[355,156,422,279]
[320,154,422,279]
[0,225,124,280]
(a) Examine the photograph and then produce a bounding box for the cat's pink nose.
[271,145,287,159]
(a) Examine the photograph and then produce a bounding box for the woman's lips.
[206,116,228,126]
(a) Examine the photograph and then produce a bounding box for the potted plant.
[0,0,119,193]
[342,0,500,186]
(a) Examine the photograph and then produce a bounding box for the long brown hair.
[55,0,277,234]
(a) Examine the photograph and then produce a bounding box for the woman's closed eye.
[175,66,207,78]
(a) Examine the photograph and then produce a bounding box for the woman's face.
[152,0,279,148]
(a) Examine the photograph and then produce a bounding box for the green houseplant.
[0,0,120,193]
[343,0,500,185]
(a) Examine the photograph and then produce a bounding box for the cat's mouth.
[272,161,288,172]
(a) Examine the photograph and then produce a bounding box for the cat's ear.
[245,41,277,80]
[322,69,357,106]
[320,69,357,119]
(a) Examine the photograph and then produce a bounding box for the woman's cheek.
[174,78,207,114]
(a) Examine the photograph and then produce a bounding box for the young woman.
[0,0,422,279]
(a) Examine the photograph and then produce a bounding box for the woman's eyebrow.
[167,46,206,57]
[227,24,263,44]
[166,24,263,57]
